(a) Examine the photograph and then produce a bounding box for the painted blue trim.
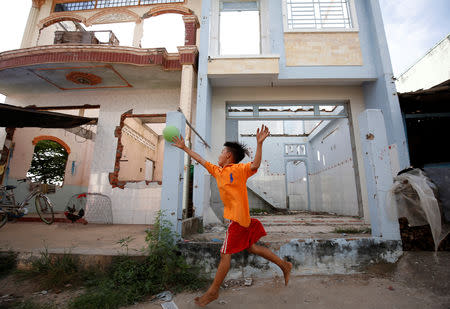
[268,0,377,80]
[161,112,186,238]
[361,0,410,170]
[193,0,212,220]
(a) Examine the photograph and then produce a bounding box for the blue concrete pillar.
[161,111,186,238]
[193,0,212,222]
[358,109,400,240]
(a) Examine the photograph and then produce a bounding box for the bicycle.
[0,179,55,228]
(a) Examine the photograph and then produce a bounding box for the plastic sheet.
[388,168,450,250]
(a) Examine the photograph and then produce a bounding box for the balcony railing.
[54,30,120,46]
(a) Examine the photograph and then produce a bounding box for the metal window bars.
[286,0,353,30]
[54,0,184,12]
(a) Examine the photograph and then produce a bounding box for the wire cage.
[67,192,113,224]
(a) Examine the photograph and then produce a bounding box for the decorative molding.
[182,15,200,28]
[66,71,102,86]
[85,8,140,26]
[32,135,71,155]
[0,45,186,71]
[122,125,156,150]
[142,5,194,19]
[32,0,46,9]
[38,12,86,29]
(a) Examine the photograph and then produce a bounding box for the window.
[141,14,185,52]
[54,0,184,12]
[285,0,353,30]
[219,1,260,55]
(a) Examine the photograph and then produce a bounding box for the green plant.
[69,211,209,309]
[250,208,268,215]
[333,227,372,234]
[29,247,79,289]
[117,235,135,255]
[0,250,17,278]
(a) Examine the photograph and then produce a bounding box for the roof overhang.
[0,104,96,128]
[0,45,198,95]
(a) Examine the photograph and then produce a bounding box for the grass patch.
[25,248,80,290]
[250,208,269,215]
[68,211,209,309]
[0,250,17,278]
[333,227,372,234]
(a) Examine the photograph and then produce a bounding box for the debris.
[151,291,173,302]
[65,283,72,288]
[161,301,179,309]
[388,286,395,291]
[40,290,48,295]
[211,238,222,242]
[244,278,253,286]
[219,300,227,305]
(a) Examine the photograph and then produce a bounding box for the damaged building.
[0,0,409,246]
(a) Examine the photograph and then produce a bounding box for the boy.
[172,125,292,307]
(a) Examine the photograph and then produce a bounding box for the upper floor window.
[285,0,353,30]
[219,1,260,55]
[54,0,184,12]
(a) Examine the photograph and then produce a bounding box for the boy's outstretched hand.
[256,125,270,144]
[172,135,186,150]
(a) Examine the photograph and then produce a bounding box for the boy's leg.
[248,244,292,286]
[195,253,231,307]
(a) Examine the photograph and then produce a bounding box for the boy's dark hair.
[224,141,249,163]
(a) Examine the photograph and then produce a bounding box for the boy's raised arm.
[172,135,207,167]
[251,125,270,171]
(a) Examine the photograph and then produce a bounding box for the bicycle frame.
[0,185,41,211]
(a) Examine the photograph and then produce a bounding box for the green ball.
[163,125,180,142]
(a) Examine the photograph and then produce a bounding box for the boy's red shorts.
[221,218,267,254]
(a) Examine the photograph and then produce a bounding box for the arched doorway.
[27,138,69,185]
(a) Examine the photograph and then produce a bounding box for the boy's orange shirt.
[204,161,257,228]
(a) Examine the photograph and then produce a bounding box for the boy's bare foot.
[282,260,293,286]
[194,291,219,307]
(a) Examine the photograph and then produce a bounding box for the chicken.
[64,206,85,223]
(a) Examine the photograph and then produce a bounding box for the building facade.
[0,0,408,241]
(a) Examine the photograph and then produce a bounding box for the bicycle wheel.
[35,194,54,225]
[0,211,7,228]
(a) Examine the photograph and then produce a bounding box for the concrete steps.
[247,182,283,209]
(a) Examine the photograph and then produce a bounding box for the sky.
[0,0,449,102]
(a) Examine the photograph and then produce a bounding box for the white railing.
[286,0,353,30]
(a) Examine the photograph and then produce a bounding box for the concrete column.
[358,109,400,240]
[132,20,143,48]
[21,1,42,48]
[160,112,186,237]
[193,0,212,224]
[179,64,196,216]
[179,65,195,133]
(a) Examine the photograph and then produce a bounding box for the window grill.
[54,0,184,12]
[286,0,353,30]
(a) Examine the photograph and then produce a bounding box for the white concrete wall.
[396,35,450,93]
[6,87,180,224]
[209,86,370,223]
[308,118,359,216]
[240,135,309,209]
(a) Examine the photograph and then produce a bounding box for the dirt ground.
[0,252,448,309]
[126,252,450,309]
